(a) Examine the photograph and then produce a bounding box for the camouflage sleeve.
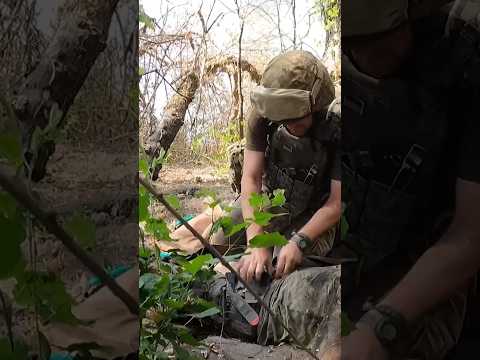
[245,106,268,152]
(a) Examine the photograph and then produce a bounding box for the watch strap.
[357,304,408,355]
[290,232,313,252]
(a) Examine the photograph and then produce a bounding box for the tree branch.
[0,165,138,315]
[139,174,319,360]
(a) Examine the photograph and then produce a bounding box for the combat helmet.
[250,50,334,121]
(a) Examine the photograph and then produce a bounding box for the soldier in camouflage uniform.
[232,50,342,283]
[199,51,342,357]
[332,1,480,360]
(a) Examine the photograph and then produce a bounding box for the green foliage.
[14,271,80,325]
[139,164,220,359]
[64,213,96,250]
[139,247,217,359]
[145,218,172,241]
[271,189,286,207]
[0,216,25,279]
[194,188,220,208]
[315,0,340,32]
[341,312,355,336]
[165,194,181,211]
[183,254,213,276]
[30,104,65,156]
[248,192,271,210]
[139,185,151,222]
[0,338,29,360]
[0,132,23,167]
[249,232,288,248]
[139,4,155,30]
[139,153,293,358]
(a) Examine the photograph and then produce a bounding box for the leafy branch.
[139,174,320,360]
[0,165,138,315]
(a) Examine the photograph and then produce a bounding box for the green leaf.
[64,213,96,250]
[139,273,169,297]
[174,346,201,360]
[248,192,270,210]
[38,331,51,360]
[252,211,274,226]
[183,254,212,275]
[139,5,155,30]
[271,189,286,207]
[188,306,220,319]
[0,216,25,279]
[164,299,186,310]
[0,338,29,360]
[341,312,354,336]
[225,222,247,237]
[0,133,22,167]
[0,192,18,220]
[139,186,150,222]
[249,232,288,248]
[194,188,217,200]
[139,158,149,175]
[14,272,79,324]
[174,326,200,346]
[145,218,172,241]
[165,194,181,210]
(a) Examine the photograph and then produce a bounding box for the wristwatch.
[289,232,312,253]
[357,304,408,355]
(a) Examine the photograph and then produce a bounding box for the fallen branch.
[139,174,319,360]
[0,165,138,315]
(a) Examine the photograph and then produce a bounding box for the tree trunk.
[12,0,121,181]
[145,56,260,180]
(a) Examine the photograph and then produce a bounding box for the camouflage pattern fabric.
[228,140,245,194]
[260,50,334,114]
[256,266,341,359]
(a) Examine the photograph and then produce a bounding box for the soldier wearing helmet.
[230,50,341,283]
[334,1,480,360]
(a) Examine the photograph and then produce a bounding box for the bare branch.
[0,165,138,315]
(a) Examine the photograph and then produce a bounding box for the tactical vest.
[341,17,480,270]
[264,110,339,219]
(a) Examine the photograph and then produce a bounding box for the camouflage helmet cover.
[250,50,335,121]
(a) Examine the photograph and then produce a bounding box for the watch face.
[378,320,397,342]
[298,238,308,249]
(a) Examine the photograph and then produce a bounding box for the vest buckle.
[389,144,425,192]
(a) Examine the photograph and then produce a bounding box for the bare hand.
[237,248,273,283]
[341,327,388,360]
[274,241,303,279]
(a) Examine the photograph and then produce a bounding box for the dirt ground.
[152,163,237,227]
[1,144,138,348]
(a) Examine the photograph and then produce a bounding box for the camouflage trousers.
[257,266,341,359]
[210,198,340,356]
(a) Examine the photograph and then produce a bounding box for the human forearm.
[380,227,480,322]
[299,180,341,241]
[299,202,341,240]
[380,179,480,323]
[240,175,263,242]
